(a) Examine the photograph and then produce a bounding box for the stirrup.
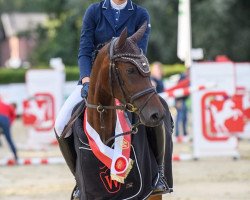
[71,185,80,200]
[152,165,171,195]
[152,178,170,195]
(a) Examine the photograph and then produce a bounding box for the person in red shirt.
[0,98,18,161]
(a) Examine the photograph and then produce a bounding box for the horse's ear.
[116,27,128,49]
[129,21,147,43]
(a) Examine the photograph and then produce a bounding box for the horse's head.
[97,22,165,127]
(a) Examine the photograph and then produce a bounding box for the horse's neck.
[87,87,116,142]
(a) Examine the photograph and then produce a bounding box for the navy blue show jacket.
[78,0,151,79]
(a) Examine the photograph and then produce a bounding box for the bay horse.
[60,22,173,200]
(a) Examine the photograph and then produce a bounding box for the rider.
[55,0,172,195]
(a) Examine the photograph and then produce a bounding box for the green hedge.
[65,67,80,81]
[162,64,186,77]
[0,66,80,84]
[0,64,185,84]
[0,68,27,84]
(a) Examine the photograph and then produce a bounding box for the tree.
[31,0,99,65]
[191,0,250,61]
[1,0,249,65]
[0,0,46,13]
[138,0,179,64]
[33,0,180,65]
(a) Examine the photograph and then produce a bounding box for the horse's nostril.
[150,113,159,121]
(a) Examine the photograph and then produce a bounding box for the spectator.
[0,98,18,161]
[0,127,3,146]
[175,68,190,140]
[151,61,164,93]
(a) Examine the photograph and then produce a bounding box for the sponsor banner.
[191,62,239,158]
[0,81,77,115]
[0,83,27,115]
[234,63,250,139]
[23,93,55,131]
[25,69,65,146]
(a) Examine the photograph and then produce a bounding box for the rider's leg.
[55,85,83,138]
[55,85,83,200]
[55,85,84,174]
[147,97,174,194]
[147,122,170,194]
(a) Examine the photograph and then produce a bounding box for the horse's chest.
[75,132,157,200]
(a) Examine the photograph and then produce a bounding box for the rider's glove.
[81,82,89,99]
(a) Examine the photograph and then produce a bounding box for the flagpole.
[177,0,192,68]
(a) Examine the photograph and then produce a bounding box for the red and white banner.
[23,93,55,131]
[24,69,65,148]
[191,62,240,158]
[234,63,250,139]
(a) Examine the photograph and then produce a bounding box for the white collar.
[110,0,127,10]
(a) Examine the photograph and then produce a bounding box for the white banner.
[24,69,65,148]
[0,83,27,114]
[191,62,239,158]
[0,81,77,115]
[234,63,250,139]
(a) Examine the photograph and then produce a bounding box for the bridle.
[86,37,156,114]
[85,38,157,144]
[109,38,157,113]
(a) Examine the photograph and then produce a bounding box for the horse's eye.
[127,67,135,74]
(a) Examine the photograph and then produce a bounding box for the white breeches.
[54,85,83,137]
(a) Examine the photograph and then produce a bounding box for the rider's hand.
[81,82,89,99]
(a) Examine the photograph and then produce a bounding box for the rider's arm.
[78,5,96,83]
[137,8,151,55]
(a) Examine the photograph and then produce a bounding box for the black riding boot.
[55,129,80,200]
[147,122,170,195]
[55,129,76,176]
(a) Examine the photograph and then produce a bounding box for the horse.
[58,22,173,200]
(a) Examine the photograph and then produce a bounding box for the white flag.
[177,0,192,67]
